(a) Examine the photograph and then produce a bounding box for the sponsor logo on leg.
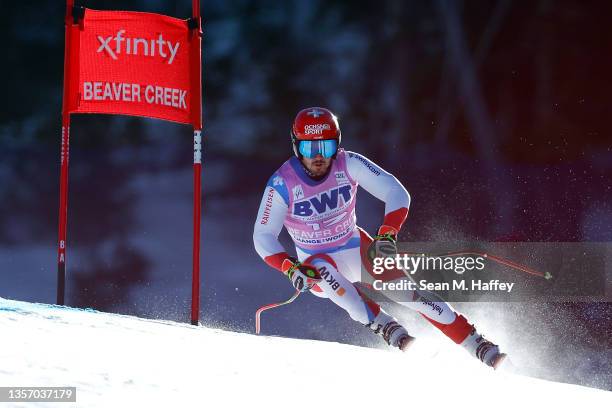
[319,266,346,296]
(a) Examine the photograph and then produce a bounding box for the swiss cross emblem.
[307,108,324,118]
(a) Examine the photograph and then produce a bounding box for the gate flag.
[66,9,194,124]
[57,1,203,325]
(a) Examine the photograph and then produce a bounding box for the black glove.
[367,226,398,263]
[282,258,322,292]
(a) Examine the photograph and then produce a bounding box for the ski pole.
[255,289,301,335]
[398,250,552,279]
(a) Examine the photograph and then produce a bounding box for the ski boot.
[461,328,507,369]
[367,311,415,351]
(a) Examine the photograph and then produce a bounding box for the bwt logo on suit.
[294,186,353,216]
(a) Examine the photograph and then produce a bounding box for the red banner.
[66,9,195,124]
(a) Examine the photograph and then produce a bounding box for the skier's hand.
[282,258,322,292]
[367,225,398,263]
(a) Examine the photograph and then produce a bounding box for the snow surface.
[1,297,610,408]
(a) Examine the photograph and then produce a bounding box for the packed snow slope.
[1,297,610,408]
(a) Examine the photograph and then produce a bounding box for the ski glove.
[282,258,322,292]
[367,225,399,263]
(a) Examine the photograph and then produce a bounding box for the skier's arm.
[253,174,293,272]
[345,151,410,235]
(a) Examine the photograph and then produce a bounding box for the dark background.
[1,0,611,391]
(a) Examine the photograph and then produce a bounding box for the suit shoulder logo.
[272,175,284,186]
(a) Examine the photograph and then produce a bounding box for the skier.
[253,107,506,368]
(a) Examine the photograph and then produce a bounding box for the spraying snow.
[0,297,610,408]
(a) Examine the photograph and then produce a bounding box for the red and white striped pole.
[57,0,76,305]
[255,290,302,335]
[190,0,203,325]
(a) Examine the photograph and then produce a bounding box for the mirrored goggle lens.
[298,140,338,158]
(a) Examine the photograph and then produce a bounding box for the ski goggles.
[298,139,338,159]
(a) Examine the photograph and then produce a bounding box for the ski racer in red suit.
[253,107,506,368]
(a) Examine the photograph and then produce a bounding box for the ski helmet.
[291,107,341,159]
